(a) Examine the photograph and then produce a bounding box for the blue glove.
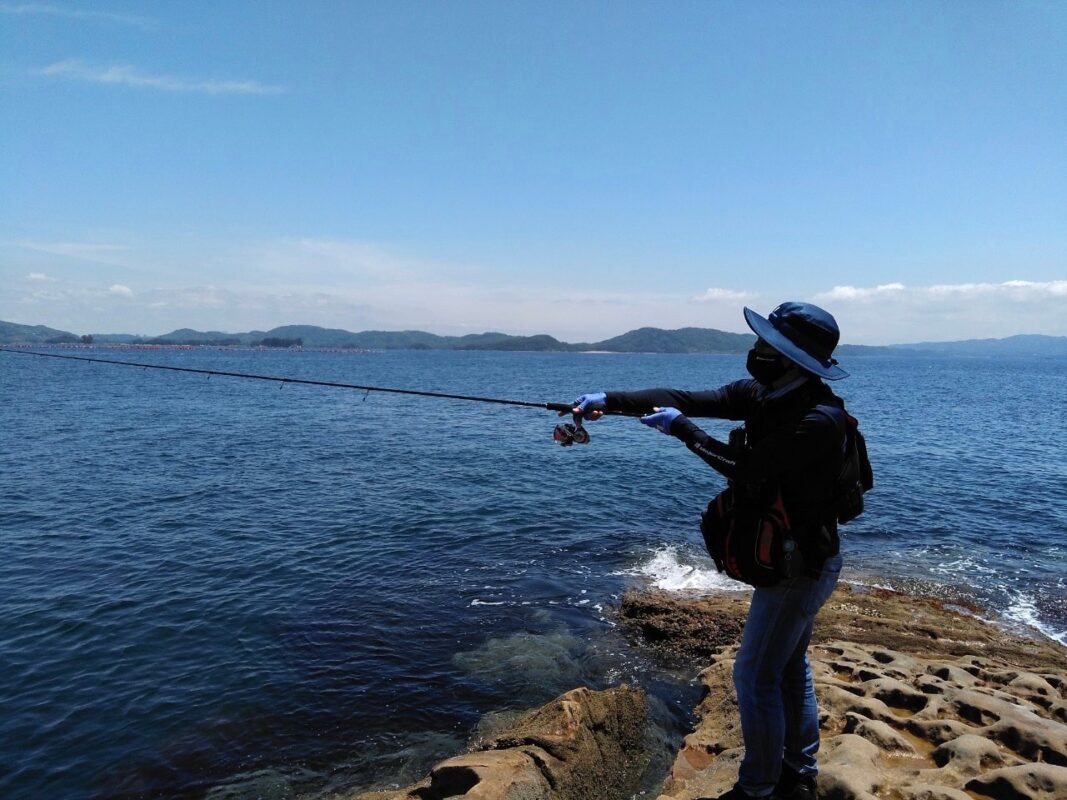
[572,392,607,415]
[641,407,682,434]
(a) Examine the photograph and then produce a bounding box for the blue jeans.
[733,553,842,797]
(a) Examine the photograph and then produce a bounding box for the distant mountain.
[336,329,456,349]
[3,318,1065,355]
[251,324,373,348]
[591,326,754,353]
[145,328,244,346]
[456,333,571,351]
[834,343,894,356]
[91,333,145,344]
[887,334,1067,356]
[0,320,79,344]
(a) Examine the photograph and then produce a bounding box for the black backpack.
[699,405,873,587]
[814,405,874,524]
[700,481,806,587]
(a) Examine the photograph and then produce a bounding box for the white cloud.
[692,287,755,302]
[923,280,1067,298]
[0,3,151,27]
[817,280,1066,303]
[34,60,283,95]
[819,283,906,301]
[7,273,1063,343]
[814,280,1067,343]
[6,231,1064,343]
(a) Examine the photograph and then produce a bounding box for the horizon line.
[2,317,1064,348]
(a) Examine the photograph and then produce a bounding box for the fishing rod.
[0,347,637,446]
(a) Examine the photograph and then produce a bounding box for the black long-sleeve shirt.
[605,377,847,563]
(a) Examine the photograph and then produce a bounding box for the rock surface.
[347,685,648,800]
[617,585,1067,800]
[344,585,1065,800]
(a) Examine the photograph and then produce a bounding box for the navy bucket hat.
[743,301,849,381]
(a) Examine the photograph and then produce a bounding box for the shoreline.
[346,583,1067,800]
[624,544,1067,649]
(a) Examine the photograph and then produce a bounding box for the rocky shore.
[345,585,1066,800]
[349,685,648,800]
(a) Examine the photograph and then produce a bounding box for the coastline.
[348,584,1067,800]
[624,544,1067,649]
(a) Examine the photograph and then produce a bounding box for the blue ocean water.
[1,347,1065,799]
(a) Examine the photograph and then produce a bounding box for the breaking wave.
[620,545,737,593]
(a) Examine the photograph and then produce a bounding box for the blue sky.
[2,1,1065,343]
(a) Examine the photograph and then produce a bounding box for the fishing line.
[0,348,641,434]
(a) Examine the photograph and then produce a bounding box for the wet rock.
[360,587,1067,800]
[616,590,747,663]
[349,685,647,800]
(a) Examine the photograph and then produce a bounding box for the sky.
[1,1,1065,344]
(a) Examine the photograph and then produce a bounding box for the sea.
[2,347,1065,800]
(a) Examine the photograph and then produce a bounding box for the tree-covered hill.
[591,326,754,353]
[0,320,79,344]
[3,318,1065,355]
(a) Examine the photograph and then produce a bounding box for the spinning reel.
[553,412,591,446]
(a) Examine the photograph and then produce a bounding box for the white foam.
[1005,592,1067,646]
[470,599,505,606]
[842,577,898,592]
[929,556,997,577]
[621,545,737,593]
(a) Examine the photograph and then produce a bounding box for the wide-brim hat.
[744,302,849,381]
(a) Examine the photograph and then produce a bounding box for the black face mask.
[746,348,790,386]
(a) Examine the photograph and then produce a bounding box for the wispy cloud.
[0,3,152,27]
[692,287,755,302]
[817,280,1067,303]
[34,60,283,95]
[241,238,451,286]
[7,232,1064,343]
[145,286,231,310]
[17,240,131,262]
[926,280,1067,298]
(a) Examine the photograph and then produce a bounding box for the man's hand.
[563,392,607,420]
[640,406,682,434]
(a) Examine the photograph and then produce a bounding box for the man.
[571,302,852,800]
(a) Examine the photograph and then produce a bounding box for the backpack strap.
[812,403,850,456]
